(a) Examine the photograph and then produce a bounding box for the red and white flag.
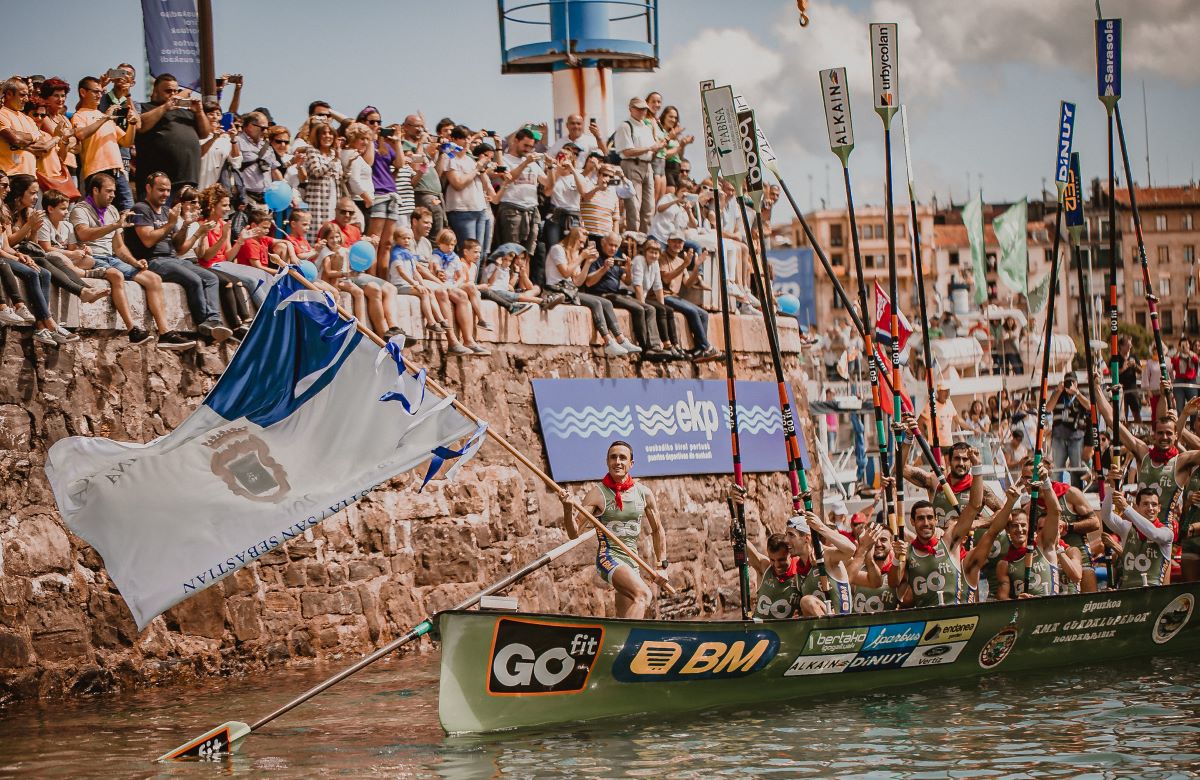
[873,282,913,417]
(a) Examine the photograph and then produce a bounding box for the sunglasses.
[336,209,356,215]
[272,138,290,144]
[366,119,382,125]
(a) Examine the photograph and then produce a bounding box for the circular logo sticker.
[1152,593,1194,645]
[978,626,1019,669]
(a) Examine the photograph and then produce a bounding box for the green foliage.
[1118,321,1152,360]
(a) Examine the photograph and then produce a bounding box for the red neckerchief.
[1036,481,1071,510]
[602,473,635,510]
[947,473,973,494]
[1005,544,1029,562]
[1148,446,1179,465]
[878,556,894,575]
[911,536,939,556]
[773,556,807,582]
[1134,517,1172,543]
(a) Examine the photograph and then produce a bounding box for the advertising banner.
[141,0,201,91]
[766,247,815,327]
[532,379,810,481]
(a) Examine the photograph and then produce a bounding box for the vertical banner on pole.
[1095,18,1122,109]
[870,23,900,125]
[1055,101,1077,198]
[820,68,855,166]
[141,0,202,91]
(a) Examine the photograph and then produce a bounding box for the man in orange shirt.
[71,76,138,185]
[0,78,55,175]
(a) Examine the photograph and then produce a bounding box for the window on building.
[1136,311,1147,329]
[830,223,844,248]
[1163,309,1174,334]
[831,252,844,267]
[1189,276,1196,297]
[832,290,846,309]
[1184,213,1195,231]
[1185,245,1195,264]
[1155,214,1168,231]
[1160,277,1171,297]
[1133,279,1143,296]
[1159,245,1170,263]
[1079,248,1090,268]
[949,251,960,267]
[1190,309,1199,333]
[1099,218,1111,240]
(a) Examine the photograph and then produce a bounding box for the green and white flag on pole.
[1027,272,1052,314]
[962,191,987,305]
[993,198,1028,295]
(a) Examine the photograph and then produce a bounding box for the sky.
[7,0,1198,212]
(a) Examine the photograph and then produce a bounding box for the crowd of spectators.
[0,68,772,360]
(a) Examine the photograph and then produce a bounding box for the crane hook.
[797,0,809,26]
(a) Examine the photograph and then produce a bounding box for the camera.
[439,141,464,159]
[379,127,396,138]
[607,177,621,186]
[113,104,129,129]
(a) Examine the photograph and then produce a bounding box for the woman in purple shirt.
[357,106,403,278]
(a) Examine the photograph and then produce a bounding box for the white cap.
[786,515,810,535]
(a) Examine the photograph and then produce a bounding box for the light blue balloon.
[778,294,800,316]
[348,240,375,273]
[263,180,293,211]
[297,260,318,281]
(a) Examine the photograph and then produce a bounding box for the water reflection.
[0,652,1196,778]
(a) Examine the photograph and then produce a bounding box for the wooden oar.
[699,80,752,619]
[157,530,597,760]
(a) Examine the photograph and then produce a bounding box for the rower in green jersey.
[962,479,1022,604]
[1094,387,1200,526]
[736,492,869,617]
[901,433,1003,531]
[1101,462,1176,588]
[1017,456,1101,592]
[1179,462,1200,581]
[746,533,805,619]
[564,440,666,619]
[848,523,900,613]
[995,468,1067,599]
[890,468,985,608]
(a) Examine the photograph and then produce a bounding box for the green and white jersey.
[596,482,649,570]
[1138,452,1179,525]
[932,480,974,530]
[851,565,900,613]
[1006,546,1058,598]
[1120,526,1171,588]
[753,561,804,619]
[905,538,962,608]
[799,565,853,615]
[972,527,1010,599]
[1179,468,1200,555]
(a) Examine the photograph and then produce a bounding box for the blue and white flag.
[46,273,480,630]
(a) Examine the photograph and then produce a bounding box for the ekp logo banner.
[532,378,810,481]
[767,248,815,327]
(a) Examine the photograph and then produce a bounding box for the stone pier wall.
[0,314,819,703]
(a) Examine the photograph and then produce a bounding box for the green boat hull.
[437,582,1200,734]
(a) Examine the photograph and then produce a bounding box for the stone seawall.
[0,321,818,703]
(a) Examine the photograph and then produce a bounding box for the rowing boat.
[436,581,1199,734]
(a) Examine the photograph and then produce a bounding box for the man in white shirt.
[198,98,239,189]
[649,178,698,241]
[614,96,666,235]
[496,127,547,254]
[234,111,280,202]
[542,142,587,257]
[548,114,604,163]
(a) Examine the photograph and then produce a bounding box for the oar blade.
[156,720,251,762]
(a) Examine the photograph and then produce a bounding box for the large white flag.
[46,273,482,630]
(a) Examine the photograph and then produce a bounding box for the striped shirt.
[394,165,416,217]
[581,183,619,236]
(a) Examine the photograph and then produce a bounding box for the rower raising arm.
[1101,463,1175,588]
[996,467,1062,600]
[962,481,1021,602]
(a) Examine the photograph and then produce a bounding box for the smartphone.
[106,68,126,81]
[494,166,507,174]
[220,112,234,131]
[379,127,396,138]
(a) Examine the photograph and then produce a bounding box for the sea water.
[1,651,1197,778]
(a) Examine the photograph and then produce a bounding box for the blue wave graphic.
[541,405,634,439]
[635,404,678,436]
[730,404,783,435]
